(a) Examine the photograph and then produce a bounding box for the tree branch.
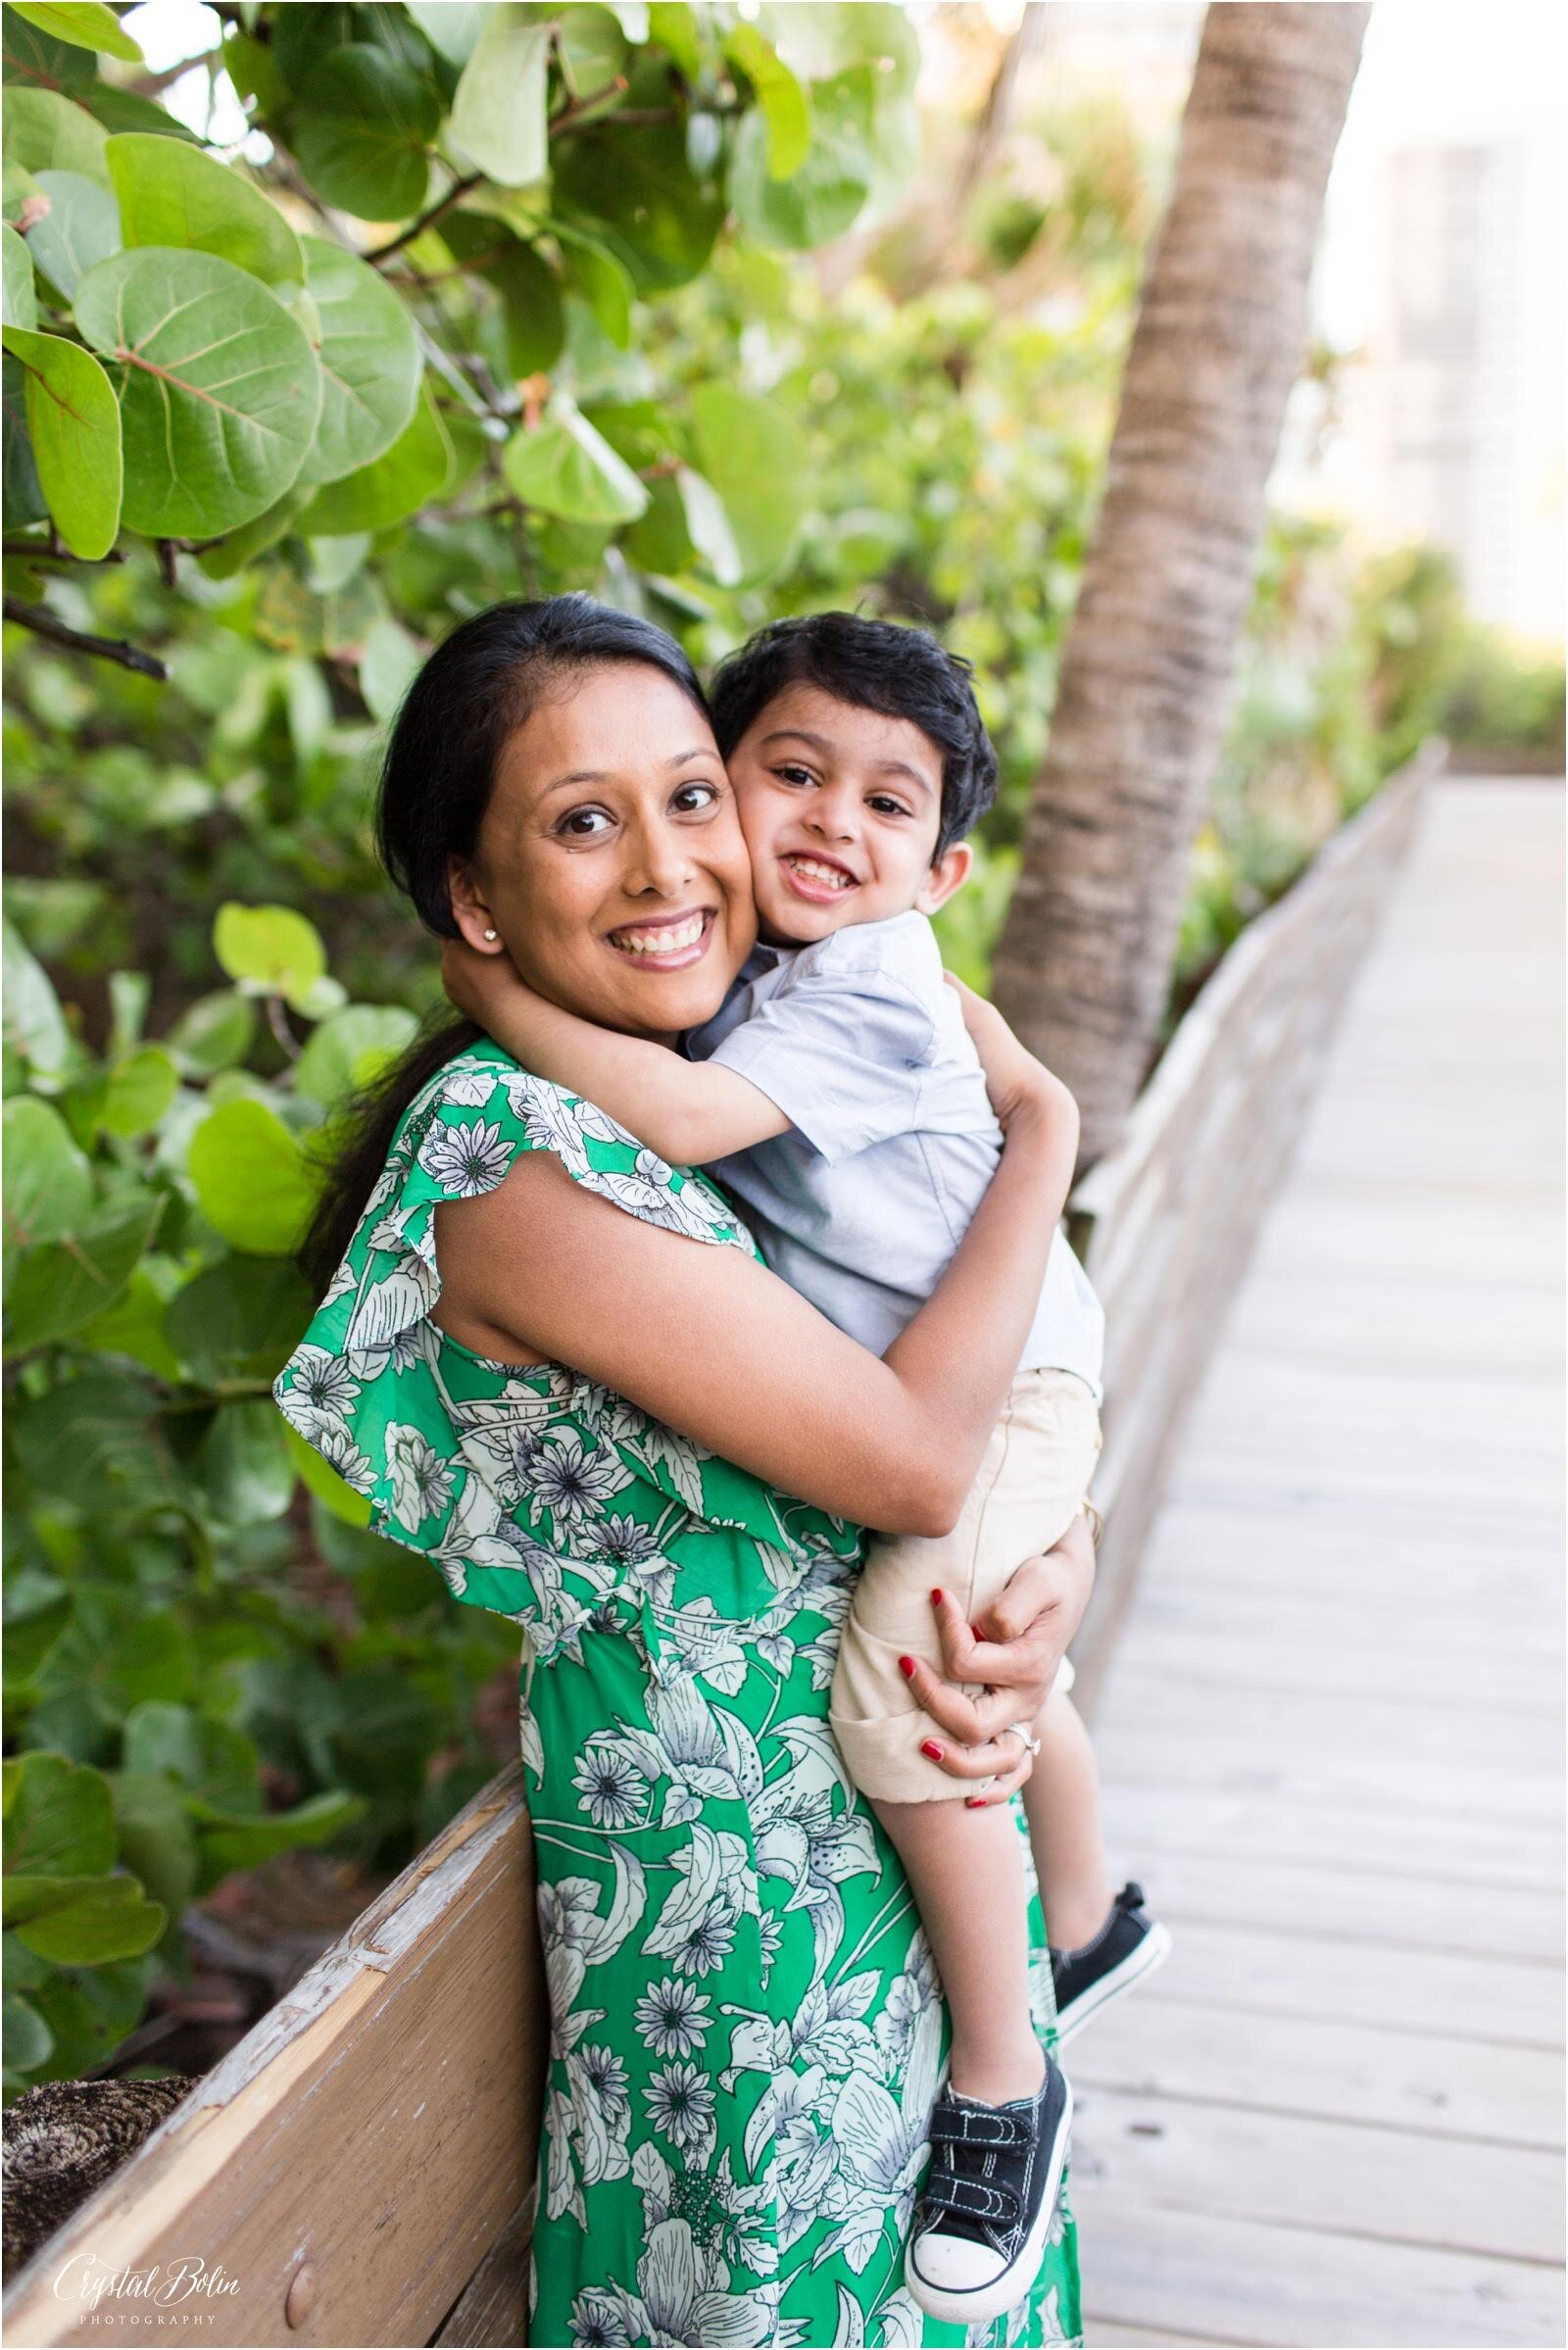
[2,595,169,680]
[129,55,216,98]
[364,173,484,266]
[362,77,688,269]
[549,75,629,132]
[2,538,124,564]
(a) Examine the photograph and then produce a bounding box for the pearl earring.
[482,927,497,941]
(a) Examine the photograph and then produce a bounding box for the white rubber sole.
[1053,1919,1172,2048]
[904,2072,1074,2330]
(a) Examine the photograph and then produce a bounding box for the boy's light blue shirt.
[684,908,1105,1399]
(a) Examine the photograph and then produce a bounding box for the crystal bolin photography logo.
[51,2252,243,2325]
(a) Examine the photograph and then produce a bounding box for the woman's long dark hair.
[299,595,710,1298]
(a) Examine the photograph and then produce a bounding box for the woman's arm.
[432,1004,1081,1538]
[443,939,788,1163]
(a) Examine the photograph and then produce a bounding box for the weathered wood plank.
[1102,1783,1563,1898]
[431,2196,533,2347]
[1245,1186,1565,1290]
[1126,1494,1565,1614]
[1084,2326,1235,2348]
[1099,1731,1562,1829]
[1222,1271,1564,1380]
[1077,2202,1566,2348]
[1095,1675,1563,1787]
[1171,1358,1565,1507]
[1291,1096,1564,1190]
[1085,1916,1563,2047]
[1100,1847,1563,1964]
[1066,1992,1563,2147]
[1108,1614,1564,1713]
[1070,2084,1566,2263]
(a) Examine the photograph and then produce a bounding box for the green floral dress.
[274,1040,1082,2349]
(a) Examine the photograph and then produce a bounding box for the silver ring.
[1004,1722,1042,1759]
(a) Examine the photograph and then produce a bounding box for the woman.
[277,597,1094,2348]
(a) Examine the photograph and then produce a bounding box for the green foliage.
[2,0,909,572]
[1369,546,1566,760]
[0,908,526,2098]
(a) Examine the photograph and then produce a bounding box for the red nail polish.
[930,1588,945,1607]
[898,1655,917,1678]
[965,1795,986,1808]
[970,1622,986,1641]
[920,1740,944,1762]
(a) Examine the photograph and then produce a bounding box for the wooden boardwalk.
[1071,778,1566,2349]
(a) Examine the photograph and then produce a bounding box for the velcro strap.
[923,2169,1020,2225]
[929,2105,1028,2150]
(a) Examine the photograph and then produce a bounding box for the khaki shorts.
[829,1366,1102,1803]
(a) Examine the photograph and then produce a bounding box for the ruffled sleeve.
[272,1043,760,1626]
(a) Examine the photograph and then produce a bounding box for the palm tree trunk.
[991,2,1370,1165]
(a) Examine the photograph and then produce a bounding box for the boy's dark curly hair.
[709,612,1000,858]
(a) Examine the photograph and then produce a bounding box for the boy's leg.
[829,1384,1048,2105]
[873,1792,1045,2106]
[835,1375,1099,2324]
[1020,1683,1113,1952]
[831,1372,1101,2101]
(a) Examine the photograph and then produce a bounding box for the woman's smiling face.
[448,662,758,1041]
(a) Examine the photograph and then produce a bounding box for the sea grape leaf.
[107,132,302,288]
[74,246,320,537]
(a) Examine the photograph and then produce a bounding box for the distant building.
[963,9,1564,644]
[1368,139,1563,638]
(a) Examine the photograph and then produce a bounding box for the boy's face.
[725,683,972,948]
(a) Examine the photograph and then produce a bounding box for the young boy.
[449,613,1169,2327]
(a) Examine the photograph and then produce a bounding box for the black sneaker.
[1050,1881,1171,2045]
[904,2055,1073,2327]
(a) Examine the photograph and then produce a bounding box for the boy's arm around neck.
[443,938,790,1164]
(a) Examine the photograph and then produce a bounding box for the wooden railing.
[0,746,1439,2348]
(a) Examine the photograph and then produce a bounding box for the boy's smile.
[725,683,971,947]
[778,848,859,906]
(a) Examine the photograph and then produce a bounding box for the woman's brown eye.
[673,783,717,812]
[562,808,612,836]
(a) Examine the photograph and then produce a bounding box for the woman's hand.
[903,1514,1097,1805]
[943,972,1076,1141]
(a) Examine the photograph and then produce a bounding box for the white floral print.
[384,1421,454,1528]
[417,1113,515,1196]
[312,1424,376,1494]
[572,1742,650,1830]
[644,2058,716,2155]
[531,1427,632,1535]
[281,1345,359,1429]
[632,1977,712,2059]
